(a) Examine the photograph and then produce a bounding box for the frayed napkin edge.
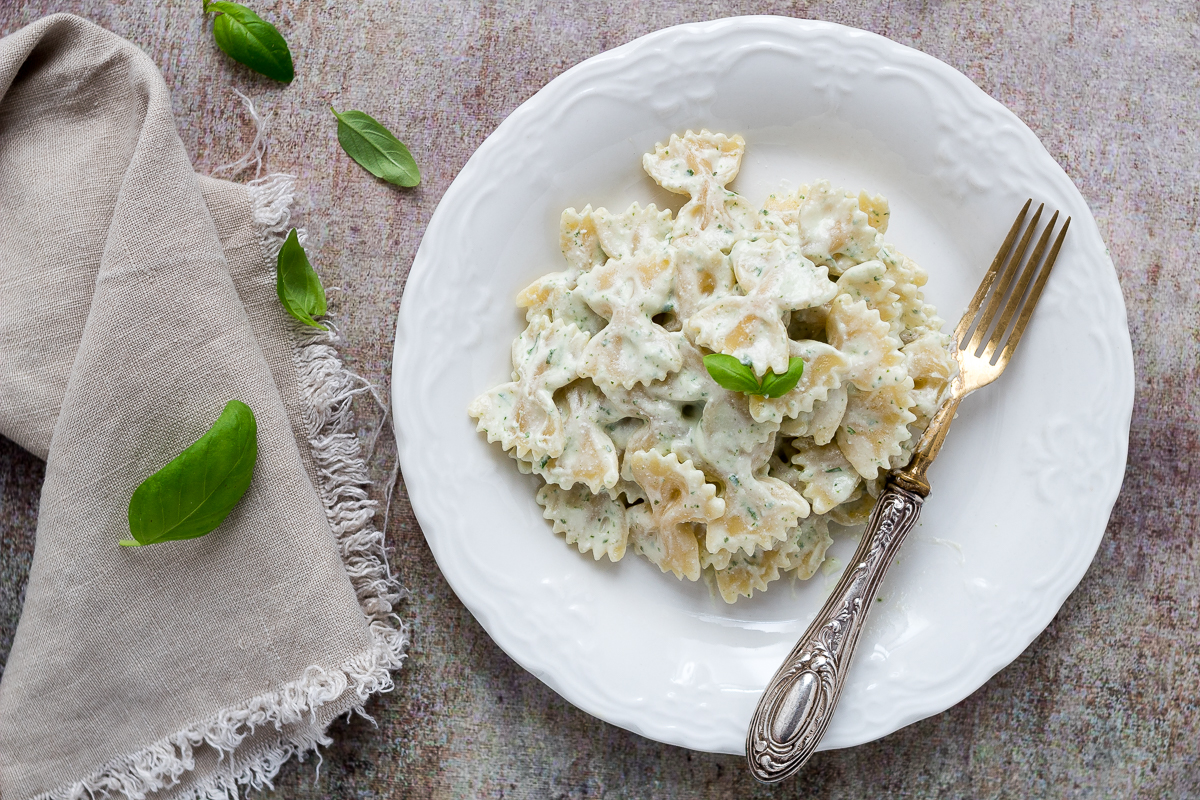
[35,173,409,800]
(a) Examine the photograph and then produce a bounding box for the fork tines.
[954,200,1071,367]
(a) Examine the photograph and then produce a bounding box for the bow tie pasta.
[469,131,957,604]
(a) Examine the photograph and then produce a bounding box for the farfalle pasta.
[469,131,957,603]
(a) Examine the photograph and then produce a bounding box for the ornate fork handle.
[745,481,925,783]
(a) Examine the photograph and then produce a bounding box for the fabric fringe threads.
[44,174,408,800]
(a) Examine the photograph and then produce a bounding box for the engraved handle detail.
[745,482,925,783]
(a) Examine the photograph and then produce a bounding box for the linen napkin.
[0,14,406,800]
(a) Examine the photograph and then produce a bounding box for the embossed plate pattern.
[392,17,1134,755]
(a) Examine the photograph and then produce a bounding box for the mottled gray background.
[1,1,1197,798]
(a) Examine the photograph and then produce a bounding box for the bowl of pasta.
[393,16,1133,755]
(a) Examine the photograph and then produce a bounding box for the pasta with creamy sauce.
[469,130,956,603]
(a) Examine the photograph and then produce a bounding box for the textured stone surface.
[1,1,1197,797]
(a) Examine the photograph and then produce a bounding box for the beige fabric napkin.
[0,14,406,800]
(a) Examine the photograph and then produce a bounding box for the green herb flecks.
[276,228,327,329]
[203,1,294,83]
[331,108,420,187]
[123,400,258,547]
[703,354,805,398]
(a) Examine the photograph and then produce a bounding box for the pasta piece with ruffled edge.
[753,193,803,245]
[519,381,621,494]
[468,315,591,459]
[629,506,689,576]
[882,330,958,473]
[516,270,606,335]
[889,436,917,475]
[592,202,674,260]
[749,339,850,424]
[760,185,807,225]
[692,387,780,471]
[707,457,811,560]
[828,485,875,527]
[858,190,890,235]
[786,436,862,514]
[576,203,685,390]
[561,204,608,270]
[712,542,798,604]
[904,330,959,422]
[687,238,838,377]
[613,398,697,478]
[669,237,737,324]
[636,336,714,404]
[837,260,901,331]
[763,182,884,273]
[783,514,835,580]
[642,129,761,253]
[536,482,628,561]
[698,531,733,571]
[779,385,849,445]
[578,274,684,391]
[626,450,725,581]
[599,340,715,481]
[694,395,809,556]
[606,478,646,505]
[836,381,918,480]
[516,207,608,335]
[877,243,944,342]
[795,180,884,273]
[826,294,908,392]
[766,441,804,492]
[710,509,836,602]
[641,130,743,202]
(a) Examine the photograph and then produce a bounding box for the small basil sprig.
[703,354,805,398]
[331,108,421,187]
[203,1,294,83]
[276,228,327,329]
[123,400,258,547]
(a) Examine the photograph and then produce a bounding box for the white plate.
[392,17,1133,755]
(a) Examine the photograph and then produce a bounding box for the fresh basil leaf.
[203,1,294,83]
[276,228,327,329]
[758,357,806,398]
[123,400,258,547]
[331,108,421,187]
[703,353,763,395]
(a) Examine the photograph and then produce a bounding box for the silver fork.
[745,200,1071,783]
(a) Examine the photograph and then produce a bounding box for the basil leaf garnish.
[276,228,327,329]
[203,1,294,83]
[331,108,421,187]
[123,400,258,547]
[758,357,805,398]
[703,354,764,395]
[704,354,806,398]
